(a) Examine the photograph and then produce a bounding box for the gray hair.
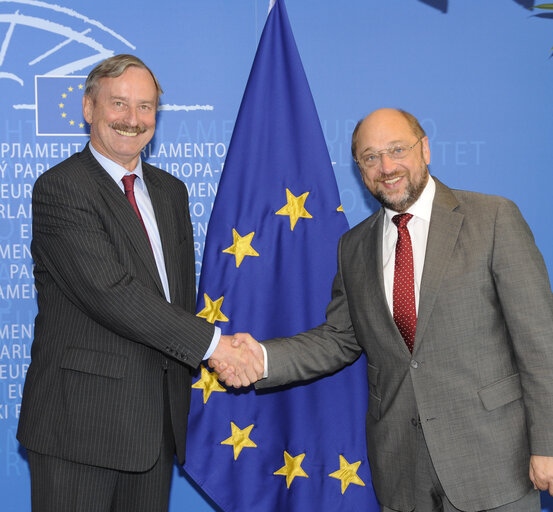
[84,54,163,103]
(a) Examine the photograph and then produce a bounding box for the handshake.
[208,333,263,388]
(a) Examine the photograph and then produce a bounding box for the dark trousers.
[28,376,176,512]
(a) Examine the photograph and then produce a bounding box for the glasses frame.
[356,137,423,170]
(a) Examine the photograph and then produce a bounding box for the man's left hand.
[530,455,553,495]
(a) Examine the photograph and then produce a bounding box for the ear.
[83,95,93,124]
[421,136,431,165]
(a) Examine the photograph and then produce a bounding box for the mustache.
[110,122,147,135]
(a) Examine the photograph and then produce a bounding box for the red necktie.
[392,213,417,352]
[122,174,149,240]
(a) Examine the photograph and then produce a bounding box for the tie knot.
[122,174,137,193]
[392,213,413,229]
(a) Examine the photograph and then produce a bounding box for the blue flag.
[35,75,89,136]
[185,1,379,510]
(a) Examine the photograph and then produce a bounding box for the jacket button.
[410,360,419,369]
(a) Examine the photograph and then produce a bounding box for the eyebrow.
[110,95,155,104]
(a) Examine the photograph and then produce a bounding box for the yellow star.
[58,103,64,108]
[68,86,73,92]
[69,120,75,125]
[221,422,257,460]
[191,365,226,404]
[274,451,309,488]
[337,205,344,212]
[196,293,229,324]
[275,188,313,231]
[222,228,259,268]
[79,123,84,128]
[61,93,67,98]
[61,112,67,118]
[78,84,84,89]
[328,455,366,494]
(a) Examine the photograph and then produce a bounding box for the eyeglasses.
[356,137,422,170]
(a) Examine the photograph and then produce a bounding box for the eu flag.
[35,75,89,136]
[185,1,379,510]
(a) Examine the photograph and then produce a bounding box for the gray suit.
[18,144,214,475]
[258,178,553,511]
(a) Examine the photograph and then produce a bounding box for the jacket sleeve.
[492,198,553,455]
[257,236,363,389]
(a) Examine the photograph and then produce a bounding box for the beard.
[372,164,429,212]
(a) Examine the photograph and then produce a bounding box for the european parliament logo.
[35,75,89,136]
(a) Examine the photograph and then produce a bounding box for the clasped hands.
[208,333,263,388]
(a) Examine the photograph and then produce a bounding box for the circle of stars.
[58,83,85,129]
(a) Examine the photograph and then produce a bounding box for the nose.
[380,152,396,173]
[123,107,139,126]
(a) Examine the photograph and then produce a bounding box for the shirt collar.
[384,175,436,229]
[89,143,145,190]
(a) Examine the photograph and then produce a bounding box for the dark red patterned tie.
[122,174,149,240]
[392,213,416,352]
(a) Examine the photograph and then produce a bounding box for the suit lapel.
[79,146,165,297]
[363,210,387,310]
[414,178,463,352]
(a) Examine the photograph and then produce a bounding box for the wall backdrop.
[1,0,552,510]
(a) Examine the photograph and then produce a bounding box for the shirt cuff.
[261,343,268,378]
[202,326,221,360]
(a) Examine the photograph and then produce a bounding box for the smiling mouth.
[115,129,139,137]
[110,123,147,137]
[382,176,402,185]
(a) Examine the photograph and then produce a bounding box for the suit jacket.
[258,178,553,511]
[17,144,214,472]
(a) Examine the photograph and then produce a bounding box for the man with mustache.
[214,108,553,511]
[17,54,262,512]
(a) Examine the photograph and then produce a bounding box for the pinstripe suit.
[17,144,214,506]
